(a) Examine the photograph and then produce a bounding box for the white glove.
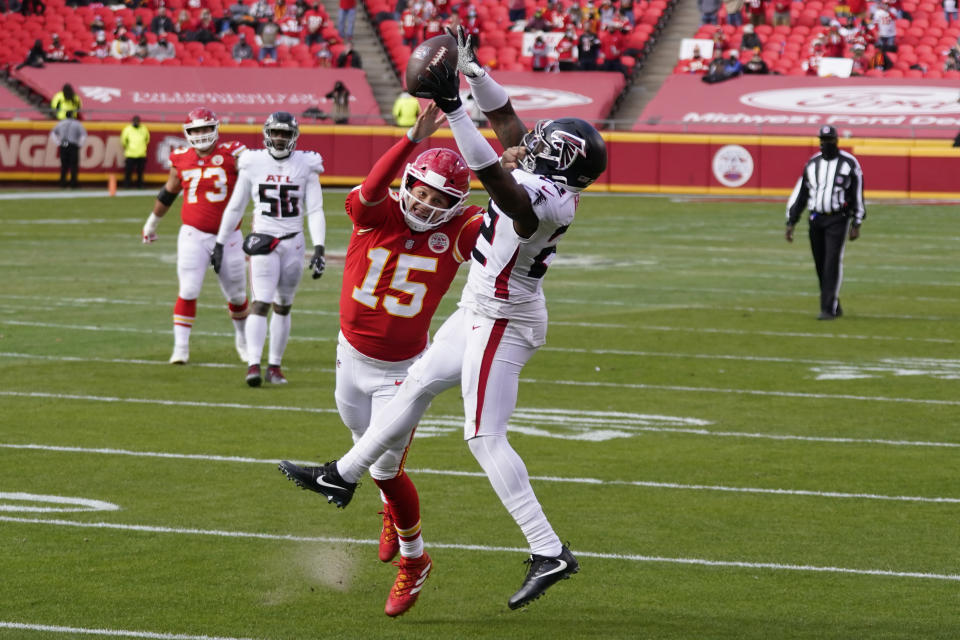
[453,25,485,79]
[142,213,160,244]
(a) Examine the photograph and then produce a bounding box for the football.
[405,33,458,95]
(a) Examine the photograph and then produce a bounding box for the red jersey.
[169,140,245,234]
[340,189,483,361]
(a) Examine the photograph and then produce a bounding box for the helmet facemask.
[399,150,470,232]
[519,119,593,192]
[183,108,220,151]
[263,112,300,159]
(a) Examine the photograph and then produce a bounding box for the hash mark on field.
[0,621,262,640]
[3,443,959,504]
[2,516,958,583]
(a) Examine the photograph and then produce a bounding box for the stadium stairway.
[318,0,403,123]
[610,0,704,127]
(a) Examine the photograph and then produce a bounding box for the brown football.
[405,33,458,95]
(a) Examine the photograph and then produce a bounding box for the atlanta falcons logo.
[547,129,587,171]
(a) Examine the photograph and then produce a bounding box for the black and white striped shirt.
[786,150,865,226]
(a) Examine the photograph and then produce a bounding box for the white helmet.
[182,107,220,151]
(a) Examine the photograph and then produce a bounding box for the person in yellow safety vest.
[51,83,82,120]
[392,92,421,127]
[120,115,151,188]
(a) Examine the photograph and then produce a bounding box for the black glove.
[415,60,463,113]
[211,242,224,274]
[309,245,325,280]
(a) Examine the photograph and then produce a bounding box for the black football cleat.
[507,545,579,610]
[246,364,262,387]
[278,460,356,508]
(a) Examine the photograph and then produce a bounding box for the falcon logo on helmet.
[399,148,470,232]
[263,111,300,159]
[183,107,220,151]
[519,117,607,192]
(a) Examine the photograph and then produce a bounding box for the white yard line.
[1,516,957,583]
[0,622,263,640]
[1,443,958,504]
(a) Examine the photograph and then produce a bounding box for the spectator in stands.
[192,8,221,43]
[598,0,617,29]
[873,2,897,52]
[16,38,46,70]
[740,23,762,50]
[945,0,958,24]
[944,42,960,70]
[121,115,150,189]
[90,14,105,36]
[868,45,894,70]
[150,34,176,61]
[150,6,175,34]
[315,40,333,67]
[46,33,74,63]
[258,17,280,60]
[772,0,790,25]
[620,0,636,26]
[423,14,444,40]
[556,27,578,70]
[724,0,745,26]
[743,47,769,73]
[90,30,110,58]
[462,6,482,46]
[228,0,254,31]
[712,26,729,52]
[338,0,357,42]
[173,9,192,37]
[803,37,825,75]
[50,110,85,189]
[699,0,722,25]
[325,80,350,123]
[303,4,326,45]
[130,15,146,39]
[683,45,709,73]
[704,48,742,82]
[2,0,23,12]
[823,24,846,57]
[135,34,150,59]
[233,32,255,60]
[577,23,602,69]
[531,35,550,71]
[20,0,43,16]
[111,29,134,59]
[250,0,273,25]
[401,5,420,46]
[526,7,549,31]
[51,83,81,120]
[434,0,452,19]
[744,0,766,26]
[392,91,420,126]
[508,0,525,22]
[850,40,871,74]
[336,42,362,67]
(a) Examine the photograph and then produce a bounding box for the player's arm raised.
[451,25,526,149]
[418,61,537,236]
[142,167,183,244]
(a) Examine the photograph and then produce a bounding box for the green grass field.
[0,189,957,640]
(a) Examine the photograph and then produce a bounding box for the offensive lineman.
[279,28,608,610]
[142,107,249,365]
[212,111,326,387]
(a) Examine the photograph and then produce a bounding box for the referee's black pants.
[808,213,850,317]
[124,156,146,188]
[59,143,79,188]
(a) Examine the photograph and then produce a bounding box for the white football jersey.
[217,148,326,244]
[460,168,578,324]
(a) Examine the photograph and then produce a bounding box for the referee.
[785,125,866,320]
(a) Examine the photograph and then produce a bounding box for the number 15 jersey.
[340,188,484,362]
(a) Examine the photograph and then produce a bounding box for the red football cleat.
[378,505,399,563]
[384,552,432,617]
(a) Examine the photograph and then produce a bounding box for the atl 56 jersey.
[169,140,246,234]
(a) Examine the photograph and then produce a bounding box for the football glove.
[309,245,325,280]
[415,61,462,113]
[142,213,160,244]
[451,25,485,79]
[211,242,224,274]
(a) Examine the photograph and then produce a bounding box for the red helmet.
[183,107,219,150]
[400,148,470,231]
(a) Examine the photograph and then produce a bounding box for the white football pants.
[249,233,305,306]
[176,224,245,304]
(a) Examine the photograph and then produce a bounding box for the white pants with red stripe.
[176,224,246,304]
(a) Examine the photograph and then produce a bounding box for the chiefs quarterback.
[141,107,249,366]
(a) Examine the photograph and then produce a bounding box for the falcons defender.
[279,30,607,612]
[212,111,326,387]
[142,107,249,365]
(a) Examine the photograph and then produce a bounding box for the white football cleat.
[169,346,189,365]
[234,332,247,363]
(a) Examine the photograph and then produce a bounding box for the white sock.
[468,435,562,557]
[232,316,246,340]
[173,324,191,350]
[245,314,268,366]
[268,312,291,366]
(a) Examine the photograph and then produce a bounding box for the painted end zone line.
[2,515,958,583]
[0,621,262,640]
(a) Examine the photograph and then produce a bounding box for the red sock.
[228,300,248,315]
[373,473,421,540]
[174,297,197,326]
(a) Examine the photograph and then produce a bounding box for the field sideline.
[0,189,957,640]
